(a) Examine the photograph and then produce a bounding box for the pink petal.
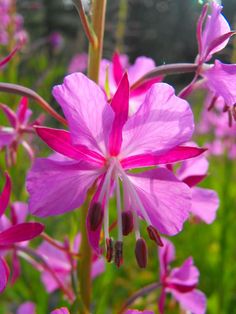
[112,52,124,84]
[158,238,176,278]
[41,270,69,293]
[168,257,199,288]
[128,56,156,84]
[0,257,9,293]
[203,60,236,106]
[125,310,154,314]
[27,158,101,217]
[35,126,105,166]
[17,302,36,314]
[121,146,206,169]
[201,2,231,61]
[121,83,194,157]
[128,168,191,235]
[0,103,17,128]
[52,72,114,155]
[11,202,28,224]
[171,289,206,314]
[67,52,88,74]
[177,154,209,181]
[0,172,11,218]
[16,97,29,124]
[0,222,44,245]
[11,251,21,284]
[50,308,70,314]
[190,187,219,224]
[109,73,129,156]
[91,257,105,279]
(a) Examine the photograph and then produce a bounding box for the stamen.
[147,225,163,247]
[114,240,123,268]
[228,110,232,127]
[106,238,113,262]
[135,238,148,268]
[88,202,103,231]
[232,104,236,121]
[115,174,123,241]
[122,211,134,236]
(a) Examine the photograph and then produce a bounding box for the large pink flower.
[27,72,204,267]
[158,238,206,314]
[0,173,44,293]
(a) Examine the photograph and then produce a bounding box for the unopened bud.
[147,225,163,247]
[135,238,148,268]
[114,241,123,268]
[106,238,113,262]
[88,202,103,231]
[122,211,134,236]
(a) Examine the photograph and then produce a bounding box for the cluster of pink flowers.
[0,0,28,46]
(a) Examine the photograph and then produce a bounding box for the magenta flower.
[200,60,236,120]
[36,234,104,295]
[0,97,43,166]
[51,308,70,314]
[196,1,232,65]
[125,310,154,314]
[0,172,44,293]
[27,72,204,267]
[100,52,162,113]
[68,52,88,74]
[176,150,219,224]
[158,238,206,314]
[17,302,36,314]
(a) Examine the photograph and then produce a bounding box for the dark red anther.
[135,238,148,268]
[88,202,103,231]
[114,241,123,268]
[228,110,232,127]
[122,211,134,236]
[232,104,236,121]
[106,238,113,262]
[147,225,163,247]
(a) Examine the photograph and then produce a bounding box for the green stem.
[77,1,107,312]
[87,0,107,82]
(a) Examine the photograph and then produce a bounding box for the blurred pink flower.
[0,173,44,293]
[27,72,204,267]
[100,52,162,113]
[36,234,104,294]
[49,32,64,51]
[17,302,36,314]
[0,97,44,166]
[196,1,232,64]
[158,238,206,314]
[51,308,70,314]
[68,52,88,74]
[176,151,219,224]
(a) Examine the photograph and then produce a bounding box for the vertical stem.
[78,1,107,312]
[87,0,107,83]
[115,0,128,52]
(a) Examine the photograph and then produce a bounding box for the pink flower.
[0,173,44,293]
[27,72,204,267]
[36,234,104,294]
[125,310,154,314]
[100,52,162,113]
[158,238,206,314]
[0,97,43,166]
[176,151,219,224]
[68,52,88,74]
[51,308,70,314]
[17,302,36,314]
[196,2,232,64]
[201,60,236,117]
